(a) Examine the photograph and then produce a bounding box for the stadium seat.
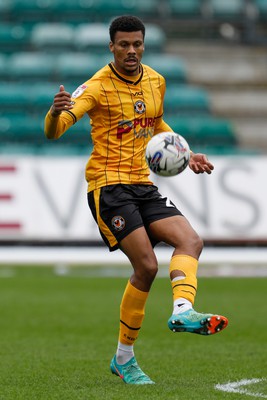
[10,0,56,22]
[0,0,12,14]
[165,116,238,147]
[34,84,60,108]
[209,0,244,18]
[43,0,97,22]
[0,114,92,146]
[0,23,30,52]
[8,52,56,80]
[164,85,210,114]
[0,82,63,111]
[0,54,7,78]
[256,0,267,19]
[0,83,32,109]
[142,54,187,83]
[132,0,160,17]
[0,144,38,155]
[56,53,101,82]
[168,0,202,17]
[143,24,166,52]
[73,22,166,53]
[0,115,43,143]
[30,23,74,51]
[74,24,110,53]
[85,0,160,21]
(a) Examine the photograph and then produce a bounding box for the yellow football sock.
[119,280,149,346]
[169,254,198,305]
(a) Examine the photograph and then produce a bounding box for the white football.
[145,132,190,177]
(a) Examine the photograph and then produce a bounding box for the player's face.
[109,30,144,76]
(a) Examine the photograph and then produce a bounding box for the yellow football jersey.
[44,62,172,191]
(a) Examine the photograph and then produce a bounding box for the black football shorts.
[88,184,182,251]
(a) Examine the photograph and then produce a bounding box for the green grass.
[0,266,266,399]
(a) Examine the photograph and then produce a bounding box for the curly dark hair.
[109,15,145,42]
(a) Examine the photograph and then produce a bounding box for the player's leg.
[111,227,156,384]
[88,187,156,384]
[148,215,228,335]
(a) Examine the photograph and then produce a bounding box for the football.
[145,132,190,176]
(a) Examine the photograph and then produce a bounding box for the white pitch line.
[215,378,267,398]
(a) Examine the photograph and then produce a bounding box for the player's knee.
[136,255,158,283]
[189,233,203,257]
[145,262,158,281]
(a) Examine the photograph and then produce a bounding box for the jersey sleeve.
[44,82,98,140]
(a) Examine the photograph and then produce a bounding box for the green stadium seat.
[165,116,237,147]
[86,0,160,21]
[0,23,30,52]
[74,24,109,53]
[10,0,53,11]
[33,84,59,108]
[0,0,12,14]
[0,54,7,78]
[0,83,31,108]
[0,114,92,147]
[144,24,166,52]
[44,0,97,22]
[168,0,202,17]
[142,54,187,83]
[8,52,56,80]
[164,85,210,114]
[0,115,43,144]
[132,0,160,17]
[256,0,267,18]
[210,0,244,18]
[73,22,165,53]
[92,0,139,15]
[10,0,55,22]
[0,144,38,155]
[56,53,100,81]
[0,83,62,110]
[30,23,75,51]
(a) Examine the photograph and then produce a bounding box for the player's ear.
[109,41,114,53]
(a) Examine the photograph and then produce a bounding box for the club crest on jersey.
[134,100,146,114]
[111,216,125,231]
[72,84,87,99]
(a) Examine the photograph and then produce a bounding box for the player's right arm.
[44,85,74,140]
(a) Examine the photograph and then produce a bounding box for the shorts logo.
[134,100,146,114]
[111,216,125,231]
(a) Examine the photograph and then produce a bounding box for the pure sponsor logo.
[111,216,125,231]
[117,117,155,139]
[117,120,133,139]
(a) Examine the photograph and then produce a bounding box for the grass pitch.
[0,266,266,399]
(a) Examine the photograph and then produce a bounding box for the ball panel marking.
[145,132,190,177]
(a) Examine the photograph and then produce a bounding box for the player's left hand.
[189,152,214,174]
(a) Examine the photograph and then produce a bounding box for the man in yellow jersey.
[45,15,228,385]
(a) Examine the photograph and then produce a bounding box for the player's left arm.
[189,151,214,174]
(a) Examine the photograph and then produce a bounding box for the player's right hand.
[50,85,73,117]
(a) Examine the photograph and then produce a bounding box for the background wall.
[1,155,267,242]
